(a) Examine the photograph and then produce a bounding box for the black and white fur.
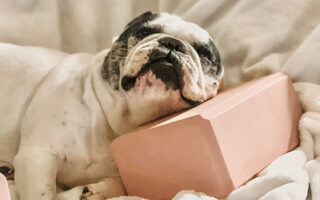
[0,12,223,200]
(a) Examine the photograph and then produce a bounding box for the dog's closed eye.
[194,46,212,60]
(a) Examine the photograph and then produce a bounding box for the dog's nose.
[158,37,186,53]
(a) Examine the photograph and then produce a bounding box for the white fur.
[149,13,211,45]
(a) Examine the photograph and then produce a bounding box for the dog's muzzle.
[121,37,186,91]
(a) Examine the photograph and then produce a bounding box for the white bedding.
[1,0,320,199]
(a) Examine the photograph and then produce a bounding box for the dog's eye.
[195,46,212,60]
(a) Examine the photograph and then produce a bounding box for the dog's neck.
[88,50,137,136]
[87,49,191,137]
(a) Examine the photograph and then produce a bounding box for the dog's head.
[101,12,223,130]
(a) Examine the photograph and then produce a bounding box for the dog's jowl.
[0,12,223,200]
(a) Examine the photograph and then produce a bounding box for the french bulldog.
[0,12,223,200]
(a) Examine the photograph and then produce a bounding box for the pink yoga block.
[0,174,10,200]
[111,72,301,200]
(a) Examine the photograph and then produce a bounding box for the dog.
[0,12,223,200]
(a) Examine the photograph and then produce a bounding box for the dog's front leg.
[13,150,58,200]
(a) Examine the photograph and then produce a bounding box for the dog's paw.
[80,178,126,200]
[0,164,14,180]
[80,186,104,200]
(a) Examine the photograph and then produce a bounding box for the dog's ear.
[125,11,159,28]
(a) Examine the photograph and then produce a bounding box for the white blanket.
[1,0,320,199]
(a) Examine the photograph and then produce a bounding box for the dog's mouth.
[121,50,200,106]
[121,58,180,88]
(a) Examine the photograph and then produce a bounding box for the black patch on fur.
[126,11,158,28]
[192,39,222,77]
[101,11,162,90]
